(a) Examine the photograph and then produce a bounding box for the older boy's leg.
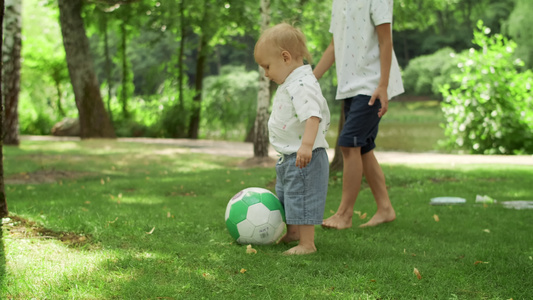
[284,225,316,255]
[360,150,396,227]
[322,146,363,229]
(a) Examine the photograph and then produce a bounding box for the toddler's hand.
[296,145,312,169]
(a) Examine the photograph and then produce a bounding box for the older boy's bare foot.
[322,213,352,229]
[277,233,299,244]
[283,245,317,255]
[359,208,396,228]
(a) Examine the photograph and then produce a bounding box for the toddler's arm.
[296,116,320,169]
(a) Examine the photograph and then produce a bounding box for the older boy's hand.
[296,145,313,169]
[369,86,389,118]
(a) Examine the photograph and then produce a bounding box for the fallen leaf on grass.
[474,261,489,265]
[413,268,422,280]
[483,229,490,233]
[246,245,257,254]
[146,227,155,234]
[352,211,367,219]
[240,268,247,274]
[108,217,119,224]
[433,214,440,222]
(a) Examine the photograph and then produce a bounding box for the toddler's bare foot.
[322,213,352,229]
[359,208,396,228]
[277,232,299,244]
[283,244,317,255]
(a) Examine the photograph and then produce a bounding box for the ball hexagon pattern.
[225,187,286,245]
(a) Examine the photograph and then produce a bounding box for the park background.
[6,0,533,155]
[1,0,533,299]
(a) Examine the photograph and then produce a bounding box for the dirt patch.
[2,215,90,247]
[5,170,96,185]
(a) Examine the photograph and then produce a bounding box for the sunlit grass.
[1,139,532,299]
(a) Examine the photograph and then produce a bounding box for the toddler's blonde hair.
[255,23,312,63]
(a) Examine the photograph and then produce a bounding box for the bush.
[440,21,533,154]
[201,65,259,140]
[110,80,195,138]
[402,47,457,98]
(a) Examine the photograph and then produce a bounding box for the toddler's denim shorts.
[338,94,382,154]
[275,148,328,225]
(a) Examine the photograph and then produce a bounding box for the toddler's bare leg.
[360,150,396,227]
[278,224,299,244]
[284,225,316,255]
[322,147,362,229]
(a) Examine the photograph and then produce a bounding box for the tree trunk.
[58,0,116,139]
[188,32,208,139]
[2,0,22,146]
[103,12,113,123]
[330,101,345,172]
[119,7,130,119]
[178,0,186,110]
[0,0,9,217]
[253,0,271,158]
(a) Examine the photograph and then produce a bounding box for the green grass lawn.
[1,139,532,299]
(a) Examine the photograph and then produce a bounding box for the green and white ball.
[225,187,286,245]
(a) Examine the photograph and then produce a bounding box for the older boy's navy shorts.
[338,95,382,154]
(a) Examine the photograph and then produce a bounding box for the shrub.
[402,47,458,98]
[201,65,259,140]
[440,21,533,154]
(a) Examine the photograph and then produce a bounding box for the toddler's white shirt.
[268,65,330,155]
[330,0,404,100]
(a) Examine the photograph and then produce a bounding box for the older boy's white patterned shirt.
[268,65,330,155]
[330,0,404,100]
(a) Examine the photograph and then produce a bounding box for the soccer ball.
[225,187,286,245]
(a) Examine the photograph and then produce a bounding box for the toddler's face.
[255,44,294,85]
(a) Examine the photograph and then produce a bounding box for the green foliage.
[20,1,75,134]
[201,66,259,140]
[110,79,195,138]
[440,21,533,154]
[402,47,458,98]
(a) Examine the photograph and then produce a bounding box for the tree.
[186,0,252,139]
[0,0,10,217]
[505,0,533,68]
[2,0,22,146]
[252,0,271,159]
[57,0,116,138]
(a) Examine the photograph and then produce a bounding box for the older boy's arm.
[296,116,320,169]
[313,38,335,80]
[369,23,393,117]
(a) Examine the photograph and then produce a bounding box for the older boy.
[314,0,404,229]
